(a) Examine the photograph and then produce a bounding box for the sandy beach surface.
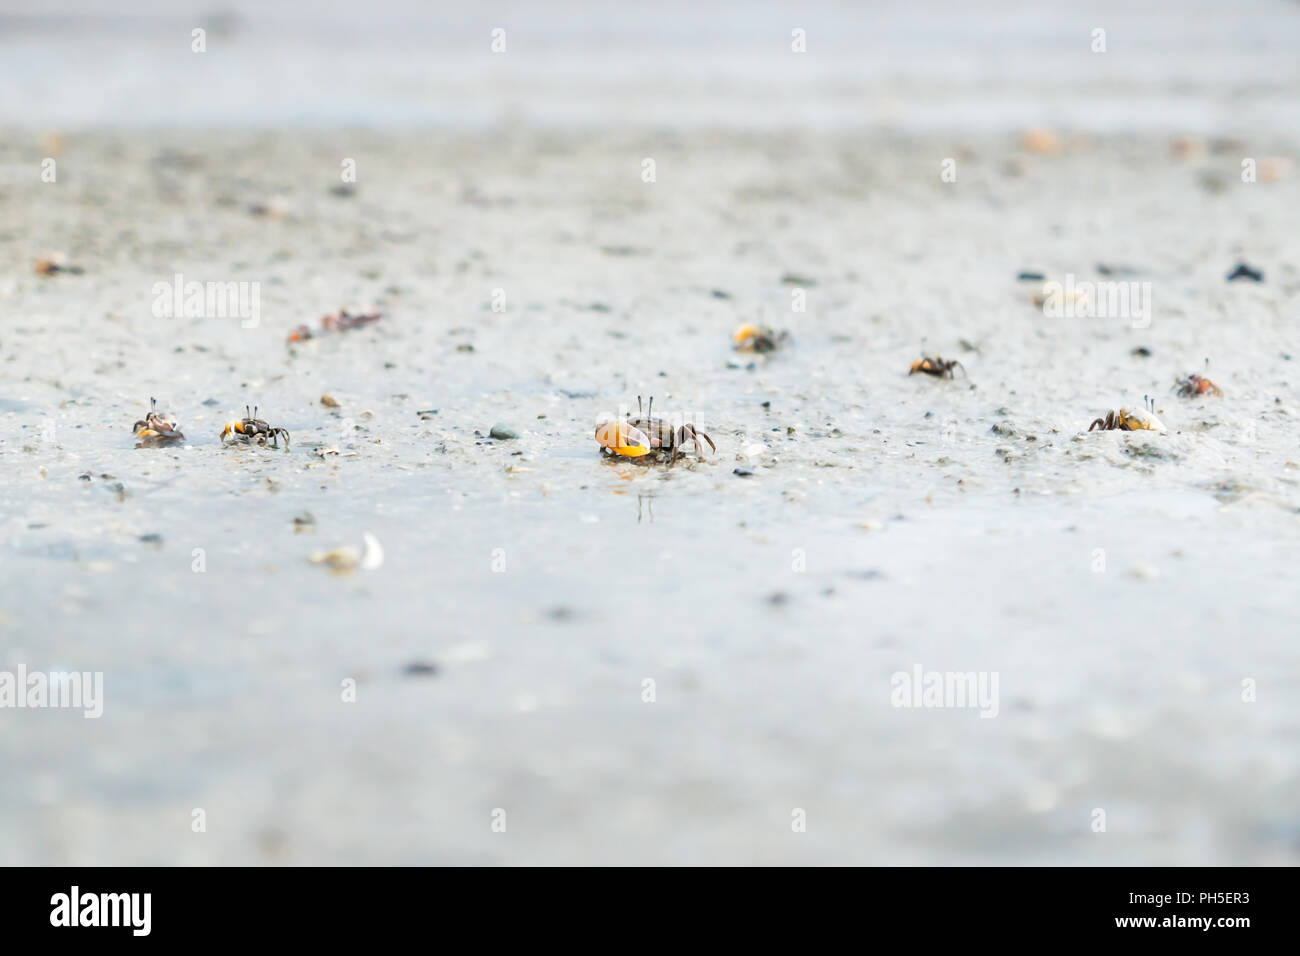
[2,2,1299,865]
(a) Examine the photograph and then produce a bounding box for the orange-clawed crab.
[221,405,291,449]
[909,355,965,379]
[733,323,790,354]
[289,308,382,343]
[1089,395,1166,432]
[1174,359,1223,398]
[595,396,715,465]
[132,397,185,445]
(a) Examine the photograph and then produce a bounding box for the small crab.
[1174,359,1223,398]
[325,308,382,333]
[909,355,965,379]
[132,397,185,445]
[221,405,291,449]
[289,308,382,343]
[1089,395,1166,432]
[733,323,790,354]
[595,396,715,465]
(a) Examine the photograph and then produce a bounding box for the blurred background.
[1,0,1298,132]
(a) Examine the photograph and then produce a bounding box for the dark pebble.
[402,661,439,677]
[1227,262,1264,282]
[733,468,754,477]
[489,424,519,440]
[1016,271,1045,281]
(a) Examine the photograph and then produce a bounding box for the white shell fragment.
[361,533,385,571]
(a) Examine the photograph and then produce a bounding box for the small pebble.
[733,467,754,477]
[489,424,518,440]
[321,394,341,407]
[1226,262,1264,283]
[402,661,439,677]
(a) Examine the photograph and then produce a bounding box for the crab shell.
[594,421,651,457]
[1118,407,1166,432]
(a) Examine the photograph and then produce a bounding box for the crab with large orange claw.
[733,323,790,354]
[132,397,185,445]
[1089,395,1166,432]
[595,396,715,465]
[221,405,291,449]
[1174,359,1223,398]
[909,355,965,379]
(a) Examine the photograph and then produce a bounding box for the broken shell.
[360,533,384,571]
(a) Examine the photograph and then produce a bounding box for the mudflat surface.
[2,127,1298,863]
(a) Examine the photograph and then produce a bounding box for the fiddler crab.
[132,397,185,445]
[1089,395,1166,432]
[221,405,291,449]
[595,396,715,465]
[288,308,382,344]
[1174,359,1223,398]
[909,355,965,379]
[733,323,790,354]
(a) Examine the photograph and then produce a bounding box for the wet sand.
[1,127,1298,864]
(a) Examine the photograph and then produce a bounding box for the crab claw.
[1121,408,1166,432]
[595,421,652,457]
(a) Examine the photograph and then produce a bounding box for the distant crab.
[1174,360,1223,398]
[733,323,790,354]
[909,355,964,379]
[35,253,83,276]
[289,308,382,343]
[595,396,715,465]
[1089,395,1166,432]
